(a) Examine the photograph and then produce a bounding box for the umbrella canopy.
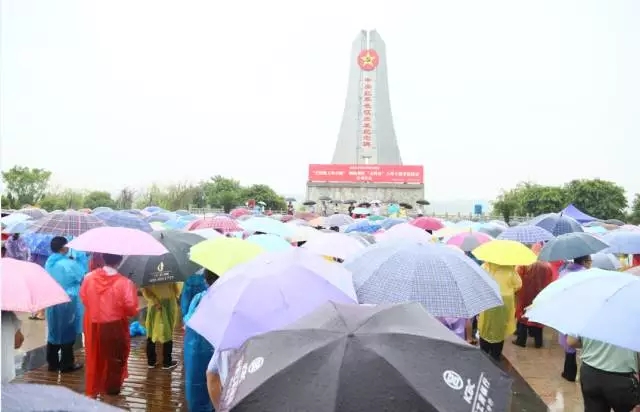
[189,237,265,275]
[118,231,205,286]
[380,223,434,244]
[591,252,622,271]
[302,232,366,260]
[432,226,470,238]
[187,248,357,351]
[162,218,191,230]
[380,218,406,230]
[186,216,242,233]
[93,211,153,232]
[560,204,598,223]
[288,224,321,243]
[347,231,376,246]
[231,208,251,218]
[1,212,32,228]
[189,228,223,240]
[67,227,169,256]
[17,208,48,220]
[27,211,105,237]
[2,383,125,411]
[496,225,554,244]
[344,220,381,234]
[324,214,354,227]
[600,231,640,254]
[1,258,71,312]
[2,220,34,234]
[604,219,625,226]
[446,232,493,252]
[240,217,295,238]
[174,209,191,216]
[537,232,609,262]
[472,240,537,266]
[352,207,370,215]
[345,241,502,317]
[245,234,293,252]
[410,217,444,231]
[91,206,114,214]
[144,212,176,223]
[219,302,512,412]
[477,223,505,238]
[529,213,583,236]
[526,270,640,352]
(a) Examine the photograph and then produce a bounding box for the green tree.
[203,176,243,213]
[564,179,627,220]
[1,166,52,208]
[627,193,640,224]
[491,190,519,223]
[39,189,85,211]
[83,191,116,210]
[242,184,287,211]
[163,182,205,211]
[518,184,567,216]
[134,183,169,209]
[116,187,135,210]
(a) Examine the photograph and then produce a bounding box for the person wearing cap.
[44,236,85,373]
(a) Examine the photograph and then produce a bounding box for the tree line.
[1,166,288,213]
[491,179,640,224]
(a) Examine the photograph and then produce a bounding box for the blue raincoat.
[44,253,86,344]
[180,273,207,317]
[183,290,214,412]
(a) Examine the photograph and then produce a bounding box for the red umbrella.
[231,208,250,218]
[186,216,241,233]
[410,217,444,231]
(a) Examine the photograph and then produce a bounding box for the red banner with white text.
[308,164,424,184]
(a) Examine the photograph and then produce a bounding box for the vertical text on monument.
[358,48,379,154]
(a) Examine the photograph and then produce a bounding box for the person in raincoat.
[4,233,30,261]
[477,262,522,361]
[184,269,218,412]
[80,253,139,397]
[180,271,207,318]
[513,261,553,348]
[142,282,182,369]
[44,236,85,373]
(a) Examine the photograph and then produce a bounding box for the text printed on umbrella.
[443,370,495,411]
[220,355,265,411]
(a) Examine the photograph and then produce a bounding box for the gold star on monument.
[360,52,376,66]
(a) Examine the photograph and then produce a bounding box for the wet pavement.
[12,316,583,411]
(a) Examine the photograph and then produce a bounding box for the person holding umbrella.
[80,253,139,397]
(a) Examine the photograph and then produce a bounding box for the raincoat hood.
[44,253,67,271]
[91,268,122,296]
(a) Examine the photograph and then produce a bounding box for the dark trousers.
[514,322,543,348]
[580,362,639,412]
[479,338,504,361]
[146,338,173,367]
[562,352,578,381]
[46,341,75,371]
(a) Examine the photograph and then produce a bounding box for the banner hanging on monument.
[308,164,423,184]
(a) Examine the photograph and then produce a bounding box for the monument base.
[306,182,424,205]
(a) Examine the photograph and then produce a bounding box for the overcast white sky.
[2,1,639,202]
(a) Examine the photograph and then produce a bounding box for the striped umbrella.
[18,208,48,220]
[186,216,241,233]
[27,211,105,237]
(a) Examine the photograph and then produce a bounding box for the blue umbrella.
[174,209,191,216]
[600,231,640,254]
[3,220,34,234]
[478,223,505,238]
[347,231,376,246]
[526,270,640,351]
[344,220,381,234]
[529,213,583,236]
[145,212,177,223]
[537,232,609,262]
[584,225,607,234]
[497,225,554,244]
[91,206,113,214]
[163,218,190,230]
[380,218,406,230]
[591,253,622,271]
[246,234,293,252]
[94,211,153,232]
[240,217,295,238]
[344,240,503,317]
[143,206,165,214]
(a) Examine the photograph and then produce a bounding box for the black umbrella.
[2,383,125,411]
[318,196,332,201]
[302,201,316,206]
[399,202,413,209]
[416,199,430,206]
[343,200,357,204]
[604,218,625,226]
[220,302,512,412]
[118,231,204,286]
[285,197,296,202]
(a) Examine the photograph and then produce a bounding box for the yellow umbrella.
[433,226,471,238]
[472,240,537,266]
[189,237,264,275]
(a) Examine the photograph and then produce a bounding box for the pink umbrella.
[411,217,445,231]
[446,232,493,252]
[67,227,169,255]
[230,208,250,218]
[302,232,366,260]
[619,225,640,232]
[186,216,242,233]
[1,258,70,312]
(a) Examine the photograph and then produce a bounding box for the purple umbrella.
[529,213,584,236]
[27,211,105,237]
[186,248,357,351]
[497,225,554,244]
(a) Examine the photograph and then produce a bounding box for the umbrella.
[526,270,640,351]
[67,227,169,256]
[352,207,370,215]
[347,231,376,246]
[285,197,296,202]
[288,225,321,243]
[302,232,366,260]
[174,209,191,216]
[246,234,293,252]
[590,253,622,271]
[584,225,607,234]
[478,224,505,238]
[118,231,205,286]
[144,212,176,223]
[123,209,144,216]
[496,225,554,244]
[142,206,165,215]
[189,237,265,275]
[190,228,223,239]
[446,232,493,252]
[27,211,106,237]
[345,241,502,317]
[529,213,583,236]
[604,219,625,226]
[618,224,640,232]
[380,223,434,244]
[149,221,167,231]
[187,248,357,351]
[2,383,125,411]
[219,302,512,412]
[2,220,34,234]
[231,208,251,218]
[344,220,379,234]
[294,211,317,221]
[17,208,48,220]
[1,212,32,228]
[411,217,444,231]
[472,240,537,266]
[93,211,153,232]
[324,214,354,227]
[161,218,190,230]
[380,218,405,230]
[1,258,71,312]
[186,217,242,233]
[600,231,640,254]
[433,226,470,238]
[537,232,609,262]
[240,217,295,238]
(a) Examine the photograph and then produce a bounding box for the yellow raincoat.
[478,263,522,343]
[142,282,183,343]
